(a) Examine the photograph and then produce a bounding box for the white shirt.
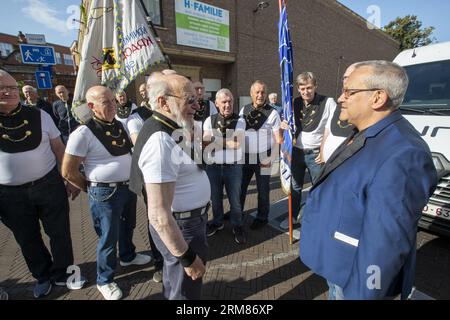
[127,112,145,137]
[0,110,60,186]
[138,131,211,212]
[65,126,132,183]
[239,107,281,154]
[294,97,336,150]
[203,116,246,164]
[322,104,350,162]
[115,103,138,136]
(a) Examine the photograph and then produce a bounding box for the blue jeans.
[88,185,137,285]
[240,161,271,222]
[291,147,322,219]
[0,167,73,283]
[206,164,243,227]
[150,214,208,300]
[327,281,345,300]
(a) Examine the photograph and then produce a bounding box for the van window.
[402,60,450,108]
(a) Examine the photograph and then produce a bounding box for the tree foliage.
[383,15,435,50]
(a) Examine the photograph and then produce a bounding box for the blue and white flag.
[279,1,295,194]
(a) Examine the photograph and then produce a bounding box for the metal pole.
[138,0,173,69]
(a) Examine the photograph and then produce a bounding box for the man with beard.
[115,91,137,136]
[130,75,210,300]
[203,88,246,244]
[62,86,151,300]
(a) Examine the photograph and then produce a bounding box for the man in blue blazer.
[299,61,437,300]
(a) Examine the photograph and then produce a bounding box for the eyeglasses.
[0,86,19,93]
[166,94,197,105]
[341,88,382,99]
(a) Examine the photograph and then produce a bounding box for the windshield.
[401,60,450,112]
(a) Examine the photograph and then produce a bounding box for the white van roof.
[393,41,450,67]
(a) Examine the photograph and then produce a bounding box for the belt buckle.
[179,212,191,219]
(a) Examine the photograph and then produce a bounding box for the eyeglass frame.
[165,93,197,105]
[0,86,20,93]
[341,88,383,99]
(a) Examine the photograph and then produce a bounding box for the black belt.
[303,148,320,155]
[173,203,209,220]
[88,181,129,187]
[0,167,59,189]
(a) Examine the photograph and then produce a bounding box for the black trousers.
[0,168,74,283]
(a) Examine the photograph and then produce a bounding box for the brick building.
[0,32,77,103]
[76,0,399,108]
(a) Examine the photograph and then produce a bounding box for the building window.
[0,43,13,57]
[141,0,162,26]
[63,54,73,66]
[55,52,62,64]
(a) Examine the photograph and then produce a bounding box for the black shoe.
[206,223,224,237]
[249,219,268,230]
[233,226,246,244]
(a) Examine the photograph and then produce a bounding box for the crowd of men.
[0,60,437,300]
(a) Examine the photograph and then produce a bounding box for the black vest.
[85,117,132,156]
[132,106,153,122]
[210,113,239,137]
[129,112,203,195]
[293,94,327,137]
[329,104,354,137]
[193,99,211,123]
[116,101,133,119]
[242,103,274,131]
[0,105,42,154]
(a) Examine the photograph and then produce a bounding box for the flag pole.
[279,0,293,245]
[138,0,173,69]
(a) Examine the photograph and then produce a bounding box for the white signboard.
[175,0,230,52]
[25,34,46,45]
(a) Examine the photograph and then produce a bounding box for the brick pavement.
[1,175,449,300]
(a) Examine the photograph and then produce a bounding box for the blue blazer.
[299,111,437,299]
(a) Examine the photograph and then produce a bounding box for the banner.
[279,1,295,195]
[72,0,165,122]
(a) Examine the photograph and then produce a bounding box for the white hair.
[354,60,409,109]
[215,88,233,101]
[147,80,171,111]
[22,85,37,93]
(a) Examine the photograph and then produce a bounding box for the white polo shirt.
[239,107,281,154]
[203,116,246,164]
[294,97,336,150]
[127,112,145,137]
[0,110,60,186]
[65,126,132,183]
[322,104,351,162]
[138,131,210,212]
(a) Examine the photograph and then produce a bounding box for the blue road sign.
[20,44,56,65]
[35,71,53,89]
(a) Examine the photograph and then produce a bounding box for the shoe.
[206,223,224,237]
[120,253,152,267]
[233,226,246,244]
[249,219,268,230]
[152,268,163,283]
[33,280,52,299]
[54,274,87,290]
[97,282,122,300]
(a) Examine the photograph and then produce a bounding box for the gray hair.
[22,85,37,93]
[147,80,171,111]
[250,80,267,94]
[354,60,409,109]
[268,93,277,100]
[215,88,233,101]
[296,72,317,86]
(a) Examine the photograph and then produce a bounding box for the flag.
[279,1,295,195]
[72,0,165,122]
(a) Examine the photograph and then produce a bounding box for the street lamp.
[253,1,270,13]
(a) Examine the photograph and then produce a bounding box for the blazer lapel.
[313,132,367,188]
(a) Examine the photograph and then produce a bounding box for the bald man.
[62,86,151,300]
[1,70,82,298]
[53,85,79,144]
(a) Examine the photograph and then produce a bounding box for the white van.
[394,41,450,237]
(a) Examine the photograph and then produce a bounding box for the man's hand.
[280,120,290,130]
[184,255,206,280]
[65,181,81,200]
[314,153,324,165]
